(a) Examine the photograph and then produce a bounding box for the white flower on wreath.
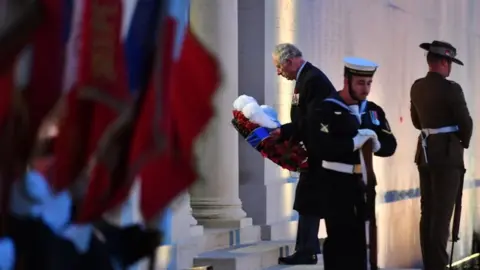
[260,105,281,127]
[233,95,257,111]
[233,95,281,129]
[242,102,279,129]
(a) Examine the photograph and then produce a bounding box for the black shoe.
[278,252,317,265]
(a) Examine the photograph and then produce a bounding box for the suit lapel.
[292,62,312,106]
[296,62,311,85]
[294,62,311,95]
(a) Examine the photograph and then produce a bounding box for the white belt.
[322,161,362,174]
[421,125,459,136]
[420,125,459,163]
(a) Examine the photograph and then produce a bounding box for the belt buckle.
[352,164,362,174]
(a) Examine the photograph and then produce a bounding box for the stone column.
[189,0,252,228]
[237,0,329,240]
[236,0,296,240]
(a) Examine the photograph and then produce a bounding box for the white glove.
[353,129,379,151]
[372,136,381,152]
[353,134,371,151]
[358,129,377,139]
[358,129,381,152]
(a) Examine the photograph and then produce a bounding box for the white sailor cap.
[344,57,378,77]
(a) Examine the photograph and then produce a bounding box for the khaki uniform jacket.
[410,72,473,168]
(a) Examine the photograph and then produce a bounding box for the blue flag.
[125,0,160,95]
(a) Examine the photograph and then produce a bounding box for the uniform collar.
[329,91,368,112]
[427,71,446,79]
[296,61,307,81]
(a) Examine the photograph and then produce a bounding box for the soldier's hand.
[358,129,377,139]
[353,133,371,151]
[370,136,381,153]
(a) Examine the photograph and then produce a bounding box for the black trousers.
[295,215,321,254]
[322,170,367,270]
[418,166,463,270]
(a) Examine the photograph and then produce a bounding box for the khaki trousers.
[418,166,463,270]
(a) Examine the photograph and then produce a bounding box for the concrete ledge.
[261,220,298,241]
[193,240,296,270]
[263,260,323,270]
[202,226,261,251]
[198,217,253,229]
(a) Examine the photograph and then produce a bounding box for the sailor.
[410,40,473,270]
[309,57,397,270]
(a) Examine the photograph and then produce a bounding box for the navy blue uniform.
[309,93,396,270]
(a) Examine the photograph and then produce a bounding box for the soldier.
[309,57,396,270]
[410,40,473,270]
[271,43,336,265]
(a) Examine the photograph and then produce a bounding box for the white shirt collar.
[296,61,307,81]
[349,105,362,123]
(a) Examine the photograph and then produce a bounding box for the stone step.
[263,264,323,270]
[264,265,420,270]
[193,240,296,270]
[264,264,420,270]
[202,226,261,251]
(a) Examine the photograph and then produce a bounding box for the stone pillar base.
[190,224,204,237]
[197,217,253,229]
[191,196,249,229]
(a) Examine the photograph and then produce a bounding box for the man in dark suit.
[410,40,473,270]
[272,43,336,265]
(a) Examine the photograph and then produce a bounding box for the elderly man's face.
[272,54,296,80]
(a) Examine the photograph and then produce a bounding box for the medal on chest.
[369,110,380,126]
[291,93,300,105]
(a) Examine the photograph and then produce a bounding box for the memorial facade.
[137,0,480,269]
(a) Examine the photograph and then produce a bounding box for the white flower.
[233,95,257,111]
[260,105,280,127]
[242,102,279,129]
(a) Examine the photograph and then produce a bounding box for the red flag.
[23,0,67,154]
[128,0,220,221]
[54,0,218,223]
[52,0,131,221]
[0,69,14,127]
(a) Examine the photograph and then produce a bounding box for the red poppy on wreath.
[231,95,309,172]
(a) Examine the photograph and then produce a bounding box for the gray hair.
[273,43,303,63]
